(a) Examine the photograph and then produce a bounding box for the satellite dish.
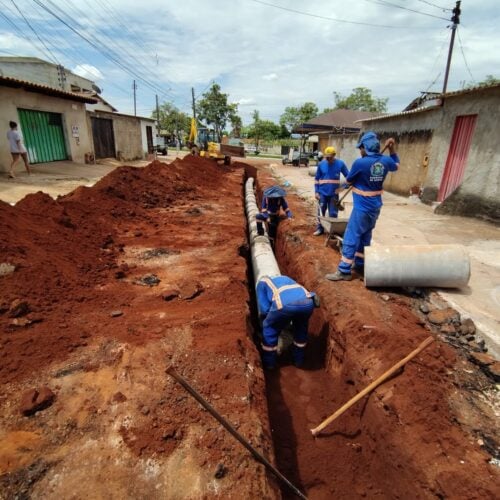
[92,84,102,94]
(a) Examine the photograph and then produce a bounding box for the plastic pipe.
[245,178,281,287]
[364,244,470,288]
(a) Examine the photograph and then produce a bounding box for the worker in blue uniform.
[314,146,349,236]
[326,131,399,281]
[257,275,317,369]
[256,185,292,241]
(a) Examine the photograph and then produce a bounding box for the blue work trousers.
[262,300,314,368]
[316,194,338,231]
[338,208,380,274]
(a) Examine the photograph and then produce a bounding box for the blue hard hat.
[356,131,380,156]
[263,185,287,198]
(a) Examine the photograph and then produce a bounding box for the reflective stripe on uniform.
[261,278,311,310]
[318,179,340,184]
[355,252,364,258]
[293,341,307,348]
[352,187,383,197]
[341,256,354,264]
[261,343,278,352]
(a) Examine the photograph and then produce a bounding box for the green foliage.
[152,102,190,138]
[279,102,319,131]
[463,74,500,89]
[245,110,283,147]
[197,83,241,142]
[333,87,388,113]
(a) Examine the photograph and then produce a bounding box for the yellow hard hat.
[324,146,336,156]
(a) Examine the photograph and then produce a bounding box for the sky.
[0,0,499,125]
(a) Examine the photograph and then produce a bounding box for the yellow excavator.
[188,118,244,165]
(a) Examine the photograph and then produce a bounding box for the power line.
[249,0,438,29]
[363,0,449,21]
[9,0,61,65]
[30,0,174,101]
[456,27,475,84]
[417,0,452,11]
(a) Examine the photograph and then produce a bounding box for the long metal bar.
[166,365,308,500]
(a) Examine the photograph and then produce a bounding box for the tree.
[333,87,388,113]
[279,102,319,132]
[463,74,500,89]
[197,83,241,142]
[152,102,190,139]
[228,104,242,137]
[246,110,282,147]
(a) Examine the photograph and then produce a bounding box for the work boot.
[325,270,352,282]
[313,229,324,236]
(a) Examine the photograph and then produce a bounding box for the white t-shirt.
[7,129,26,153]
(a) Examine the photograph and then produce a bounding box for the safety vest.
[260,276,312,310]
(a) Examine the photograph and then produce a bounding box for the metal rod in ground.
[310,336,434,436]
[166,365,308,500]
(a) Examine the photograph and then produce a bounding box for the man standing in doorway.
[326,131,399,281]
[313,146,349,236]
[7,121,31,178]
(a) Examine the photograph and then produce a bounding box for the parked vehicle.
[245,144,260,155]
[282,150,309,167]
[154,136,168,155]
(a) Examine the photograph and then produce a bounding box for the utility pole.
[133,80,137,116]
[442,1,461,95]
[191,87,196,121]
[156,94,160,135]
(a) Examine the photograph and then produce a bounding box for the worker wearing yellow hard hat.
[313,145,349,236]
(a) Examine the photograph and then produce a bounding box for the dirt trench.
[0,157,278,499]
[252,167,499,499]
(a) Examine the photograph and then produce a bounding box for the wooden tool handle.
[310,336,434,436]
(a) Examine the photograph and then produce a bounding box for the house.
[0,75,96,171]
[294,109,382,165]
[357,83,500,222]
[87,109,156,160]
[0,56,99,94]
[1,56,157,164]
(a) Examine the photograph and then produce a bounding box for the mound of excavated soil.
[0,157,277,499]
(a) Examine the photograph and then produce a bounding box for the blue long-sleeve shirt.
[314,158,349,197]
[256,276,315,315]
[261,196,290,216]
[347,153,400,212]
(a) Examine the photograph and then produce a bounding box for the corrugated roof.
[0,75,97,103]
[359,82,500,123]
[294,109,383,133]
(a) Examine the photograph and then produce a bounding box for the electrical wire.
[0,7,60,63]
[456,27,475,85]
[249,0,438,29]
[363,0,449,21]
[417,0,452,11]
[9,0,61,65]
[30,0,174,101]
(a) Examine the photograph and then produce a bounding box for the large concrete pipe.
[245,177,281,286]
[364,244,471,288]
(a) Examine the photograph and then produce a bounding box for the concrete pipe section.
[364,244,471,288]
[308,166,317,177]
[245,177,281,286]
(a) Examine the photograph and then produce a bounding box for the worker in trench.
[256,275,319,369]
[326,131,399,281]
[255,185,292,245]
[313,146,349,236]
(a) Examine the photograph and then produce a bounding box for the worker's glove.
[314,192,320,201]
[286,210,293,219]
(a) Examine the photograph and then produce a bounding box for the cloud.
[1,0,499,123]
[72,64,103,81]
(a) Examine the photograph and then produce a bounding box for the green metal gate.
[18,109,68,164]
